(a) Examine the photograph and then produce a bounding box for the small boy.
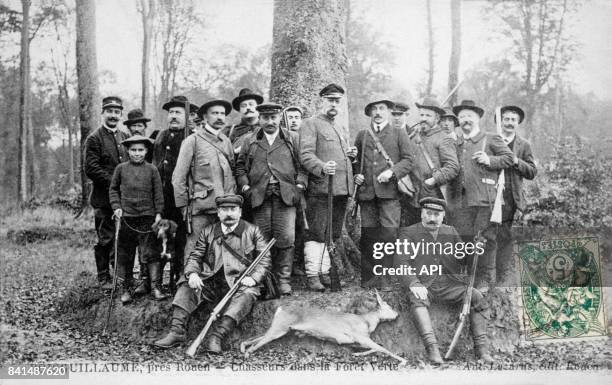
[109,135,166,304]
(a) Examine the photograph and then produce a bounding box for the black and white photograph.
[0,0,610,384]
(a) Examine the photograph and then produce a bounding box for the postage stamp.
[517,236,607,341]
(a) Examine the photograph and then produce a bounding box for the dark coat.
[84,126,130,209]
[222,121,261,154]
[152,128,187,210]
[353,123,413,200]
[235,128,307,208]
[395,222,467,288]
[299,114,354,197]
[447,131,514,209]
[109,161,164,217]
[183,219,271,287]
[506,135,537,211]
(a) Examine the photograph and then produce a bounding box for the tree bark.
[76,0,99,208]
[425,0,434,96]
[448,0,461,106]
[269,0,349,130]
[18,0,31,204]
[139,0,155,117]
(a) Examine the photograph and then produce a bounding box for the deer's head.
[375,289,398,321]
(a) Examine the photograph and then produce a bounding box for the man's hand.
[424,177,435,187]
[346,146,358,158]
[188,273,204,290]
[410,285,428,300]
[113,208,123,218]
[354,174,365,186]
[296,183,305,191]
[323,161,337,175]
[241,276,256,287]
[513,155,519,166]
[377,169,394,184]
[472,151,491,166]
[234,146,242,154]
[242,185,250,193]
[154,213,162,224]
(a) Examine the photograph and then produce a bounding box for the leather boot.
[134,263,150,296]
[154,307,188,348]
[276,247,294,296]
[319,273,331,287]
[205,315,236,354]
[95,244,113,289]
[149,262,168,301]
[411,307,444,365]
[120,279,133,305]
[470,310,494,364]
[307,276,325,292]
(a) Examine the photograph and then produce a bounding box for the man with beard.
[495,105,537,281]
[299,83,357,291]
[146,95,194,295]
[236,103,306,295]
[404,97,459,225]
[283,105,303,132]
[447,100,513,292]
[353,98,413,291]
[395,197,494,365]
[172,99,236,257]
[84,96,130,288]
[224,88,263,156]
[154,194,271,352]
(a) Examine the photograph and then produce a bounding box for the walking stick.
[323,174,341,291]
[103,215,121,335]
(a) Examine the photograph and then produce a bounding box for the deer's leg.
[355,336,407,365]
[244,327,290,357]
[240,335,264,353]
[353,349,377,356]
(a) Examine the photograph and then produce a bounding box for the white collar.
[104,124,118,133]
[502,132,516,144]
[462,126,480,140]
[204,123,221,136]
[264,129,279,145]
[222,223,239,234]
[373,121,388,132]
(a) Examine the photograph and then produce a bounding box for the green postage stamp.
[518,236,607,341]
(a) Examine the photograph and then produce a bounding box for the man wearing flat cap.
[84,96,130,289]
[404,97,459,225]
[353,97,413,291]
[172,99,236,258]
[495,105,537,280]
[282,105,304,132]
[223,88,264,156]
[446,100,514,292]
[395,197,494,365]
[236,103,307,295]
[151,95,197,289]
[299,83,357,291]
[154,194,272,353]
[391,102,411,134]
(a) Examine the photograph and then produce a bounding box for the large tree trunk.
[18,0,31,204]
[269,0,349,129]
[448,0,461,106]
[425,0,434,96]
[139,0,155,119]
[76,0,99,208]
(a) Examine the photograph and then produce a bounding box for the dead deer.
[240,290,406,365]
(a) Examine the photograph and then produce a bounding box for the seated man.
[395,197,494,365]
[154,194,271,353]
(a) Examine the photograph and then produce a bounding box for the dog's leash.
[120,217,155,234]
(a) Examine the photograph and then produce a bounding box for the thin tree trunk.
[18,0,31,204]
[76,0,100,208]
[140,0,155,117]
[425,0,434,96]
[448,0,461,106]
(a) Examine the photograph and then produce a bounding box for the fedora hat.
[453,99,484,118]
[162,95,197,112]
[232,88,264,111]
[123,108,151,126]
[197,99,232,118]
[416,96,445,116]
[440,107,459,127]
[364,98,395,117]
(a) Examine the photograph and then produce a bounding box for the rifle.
[349,132,367,219]
[185,238,276,357]
[103,215,121,335]
[184,100,193,234]
[440,79,463,107]
[324,174,341,291]
[300,194,309,230]
[490,107,505,224]
[444,231,484,359]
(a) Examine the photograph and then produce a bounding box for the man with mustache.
[353,98,413,291]
[154,194,271,352]
[404,97,459,226]
[236,103,307,295]
[224,88,263,156]
[147,95,196,295]
[395,197,494,364]
[84,96,130,289]
[446,100,513,292]
[495,105,537,281]
[299,83,357,291]
[172,99,237,258]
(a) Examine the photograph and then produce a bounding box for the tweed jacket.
[505,135,537,211]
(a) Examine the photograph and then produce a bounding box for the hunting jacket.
[505,135,537,212]
[153,127,188,210]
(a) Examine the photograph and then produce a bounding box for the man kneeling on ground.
[154,194,271,353]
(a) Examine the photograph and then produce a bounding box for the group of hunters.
[84,84,537,364]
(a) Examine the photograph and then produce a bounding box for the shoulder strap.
[481,135,487,152]
[417,139,435,170]
[219,231,253,266]
[366,126,394,167]
[197,131,232,163]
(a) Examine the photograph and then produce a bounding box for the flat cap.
[392,102,410,113]
[319,83,345,98]
[121,134,154,148]
[215,194,244,208]
[102,96,123,110]
[284,105,304,115]
[256,102,283,115]
[419,197,447,211]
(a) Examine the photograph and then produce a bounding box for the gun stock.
[490,106,505,224]
[327,174,341,291]
[185,238,276,357]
